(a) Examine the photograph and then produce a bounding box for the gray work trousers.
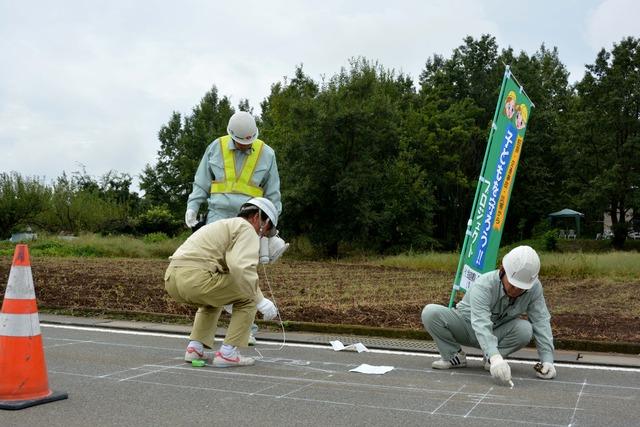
[421,304,533,361]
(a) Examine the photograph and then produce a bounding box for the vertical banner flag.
[449,66,534,307]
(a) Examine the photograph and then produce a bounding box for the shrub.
[143,232,169,243]
[135,206,182,236]
[543,229,559,251]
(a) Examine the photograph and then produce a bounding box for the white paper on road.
[330,340,369,353]
[349,364,394,374]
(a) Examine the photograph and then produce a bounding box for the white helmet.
[227,111,258,145]
[242,197,278,236]
[502,245,540,290]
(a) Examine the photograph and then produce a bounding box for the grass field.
[1,235,639,344]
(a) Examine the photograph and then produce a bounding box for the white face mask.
[259,234,289,264]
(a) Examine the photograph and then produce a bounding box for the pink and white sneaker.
[213,350,255,368]
[184,346,211,363]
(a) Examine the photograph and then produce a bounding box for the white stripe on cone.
[0,313,41,337]
[5,266,36,299]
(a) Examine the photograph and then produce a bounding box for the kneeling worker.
[421,246,556,384]
[165,197,279,367]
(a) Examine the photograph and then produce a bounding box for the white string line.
[42,331,640,396]
[251,353,640,394]
[45,364,592,422]
[252,263,287,360]
[249,381,286,396]
[259,358,337,374]
[42,336,640,397]
[124,378,565,427]
[276,382,314,399]
[464,386,494,418]
[568,380,587,427]
[48,364,579,418]
[479,401,584,411]
[139,363,519,400]
[436,411,564,427]
[431,384,465,414]
[43,339,93,349]
[117,363,182,382]
[580,392,634,400]
[41,323,640,377]
[43,335,195,353]
[449,369,640,390]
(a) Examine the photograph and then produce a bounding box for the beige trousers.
[164,266,257,348]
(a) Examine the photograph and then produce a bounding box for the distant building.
[10,232,37,243]
[603,208,635,234]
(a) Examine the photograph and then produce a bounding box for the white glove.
[223,304,233,314]
[534,362,556,379]
[185,209,198,228]
[268,235,289,264]
[256,298,278,320]
[489,354,512,383]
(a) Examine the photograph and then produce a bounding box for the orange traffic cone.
[0,244,68,410]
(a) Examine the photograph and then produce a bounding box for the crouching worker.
[164,197,279,367]
[421,246,556,384]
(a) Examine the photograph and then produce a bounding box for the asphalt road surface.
[1,324,639,427]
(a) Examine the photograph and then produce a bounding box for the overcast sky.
[1,0,638,192]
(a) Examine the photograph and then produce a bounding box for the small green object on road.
[191,359,206,367]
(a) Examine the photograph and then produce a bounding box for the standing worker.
[184,110,281,227]
[184,111,282,344]
[421,246,556,384]
[165,197,280,366]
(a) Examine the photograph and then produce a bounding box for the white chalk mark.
[277,382,314,398]
[464,386,493,418]
[249,382,284,396]
[43,339,93,349]
[568,379,587,427]
[118,363,180,382]
[42,323,640,374]
[480,401,583,411]
[98,358,181,379]
[431,384,465,414]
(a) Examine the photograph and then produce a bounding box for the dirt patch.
[1,256,638,343]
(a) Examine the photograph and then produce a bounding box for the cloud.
[1,0,626,192]
[586,0,640,52]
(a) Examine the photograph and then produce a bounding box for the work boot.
[184,346,212,363]
[213,350,255,368]
[431,350,467,369]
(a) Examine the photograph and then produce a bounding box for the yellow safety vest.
[210,135,265,198]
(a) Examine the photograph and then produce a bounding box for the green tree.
[418,36,574,247]
[262,61,436,255]
[418,35,503,247]
[140,86,235,215]
[0,172,51,237]
[40,172,128,233]
[565,37,640,248]
[498,45,572,240]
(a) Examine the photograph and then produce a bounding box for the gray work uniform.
[422,270,555,363]
[187,137,281,223]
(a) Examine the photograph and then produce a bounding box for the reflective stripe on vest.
[210,135,265,197]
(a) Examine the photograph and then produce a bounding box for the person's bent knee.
[513,319,533,346]
[421,304,446,329]
[196,306,219,315]
[231,298,257,310]
[164,275,185,303]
